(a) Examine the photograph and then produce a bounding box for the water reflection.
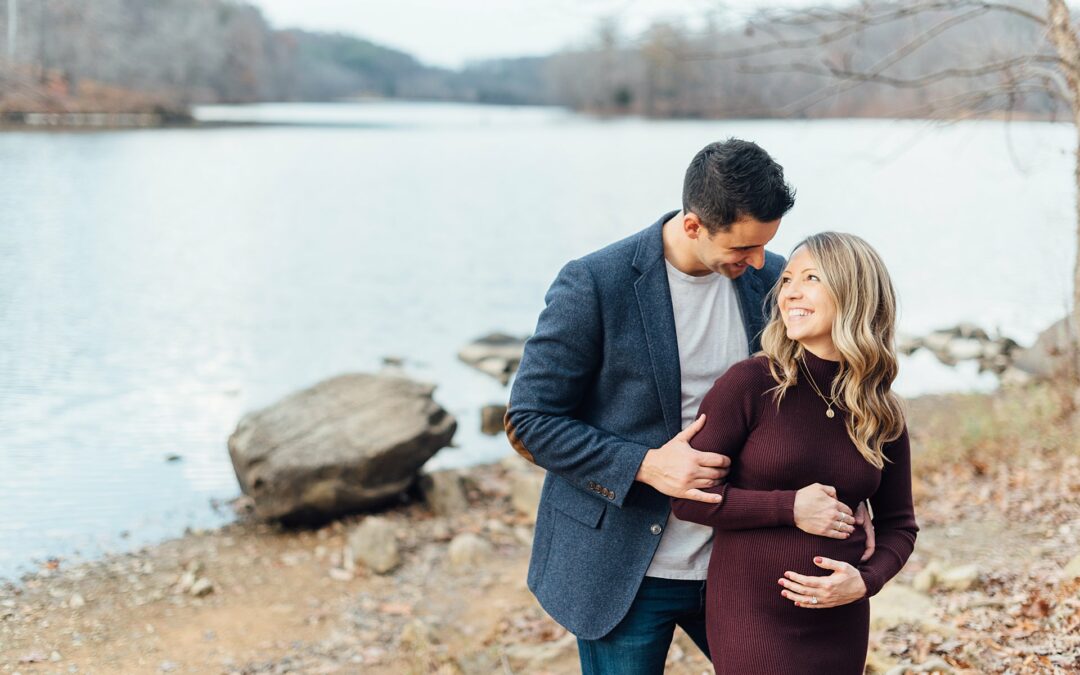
[0,103,1073,580]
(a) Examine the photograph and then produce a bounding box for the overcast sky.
[250,0,818,69]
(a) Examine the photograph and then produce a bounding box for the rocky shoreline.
[3,384,1079,674]
[4,320,1079,674]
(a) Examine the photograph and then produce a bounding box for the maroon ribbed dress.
[670,352,918,675]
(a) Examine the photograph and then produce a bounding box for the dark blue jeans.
[577,576,711,675]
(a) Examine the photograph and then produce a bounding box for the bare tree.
[678,0,1080,379]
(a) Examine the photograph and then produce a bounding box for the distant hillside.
[0,0,1059,120]
[0,0,549,114]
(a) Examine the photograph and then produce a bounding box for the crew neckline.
[664,259,725,285]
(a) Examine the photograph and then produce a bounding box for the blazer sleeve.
[504,258,650,509]
[670,359,798,529]
[858,426,919,596]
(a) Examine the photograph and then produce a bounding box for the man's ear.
[683,212,705,240]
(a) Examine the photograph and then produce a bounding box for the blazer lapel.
[734,270,767,353]
[633,217,682,439]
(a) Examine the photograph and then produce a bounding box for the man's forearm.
[505,407,650,508]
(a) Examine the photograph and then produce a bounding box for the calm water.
[0,102,1075,581]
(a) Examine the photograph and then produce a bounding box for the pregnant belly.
[709,527,869,621]
[706,528,872,673]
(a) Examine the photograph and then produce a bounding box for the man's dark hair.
[682,139,796,233]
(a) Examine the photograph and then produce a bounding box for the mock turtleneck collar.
[801,348,841,383]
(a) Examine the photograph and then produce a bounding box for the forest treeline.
[0,0,1063,119]
[0,0,545,109]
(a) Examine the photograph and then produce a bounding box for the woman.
[670,232,917,674]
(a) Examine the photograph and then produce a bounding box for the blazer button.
[650,523,663,535]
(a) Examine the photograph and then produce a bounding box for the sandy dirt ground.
[3,392,1078,674]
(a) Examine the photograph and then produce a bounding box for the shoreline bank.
[2,386,1077,673]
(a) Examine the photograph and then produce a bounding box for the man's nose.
[747,249,765,270]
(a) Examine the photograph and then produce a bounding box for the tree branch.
[739,54,1064,88]
[886,82,1059,118]
[679,1,1047,61]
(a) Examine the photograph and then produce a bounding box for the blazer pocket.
[547,475,606,528]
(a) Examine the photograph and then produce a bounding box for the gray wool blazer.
[505,211,784,640]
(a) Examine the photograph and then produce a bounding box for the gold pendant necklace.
[800,358,839,418]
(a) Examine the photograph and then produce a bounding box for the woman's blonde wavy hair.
[759,232,905,469]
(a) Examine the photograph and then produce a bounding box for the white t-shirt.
[645,260,749,580]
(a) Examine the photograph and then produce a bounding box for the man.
[505,139,874,674]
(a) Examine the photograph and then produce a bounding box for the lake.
[0,102,1074,581]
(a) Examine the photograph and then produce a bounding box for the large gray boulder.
[228,374,456,523]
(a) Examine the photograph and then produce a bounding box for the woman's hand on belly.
[793,484,856,539]
[777,556,867,609]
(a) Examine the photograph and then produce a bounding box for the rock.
[480,404,507,435]
[176,570,196,594]
[400,618,436,647]
[912,560,944,593]
[69,593,85,609]
[916,657,954,673]
[513,526,534,547]
[458,333,527,385]
[1012,317,1076,379]
[982,337,1020,359]
[999,367,1033,387]
[896,333,922,355]
[20,650,48,663]
[49,651,62,662]
[890,656,955,674]
[864,650,899,674]
[954,322,989,341]
[870,584,935,630]
[419,470,469,517]
[228,373,457,522]
[328,567,354,582]
[665,642,684,664]
[189,578,214,597]
[447,533,493,570]
[431,519,453,542]
[921,331,955,356]
[230,494,256,517]
[504,633,577,670]
[937,564,979,591]
[1062,553,1080,580]
[348,517,401,574]
[944,338,985,362]
[511,472,545,523]
[159,661,178,672]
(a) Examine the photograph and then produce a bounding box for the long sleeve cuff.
[773,489,797,527]
[858,566,885,597]
[856,533,917,598]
